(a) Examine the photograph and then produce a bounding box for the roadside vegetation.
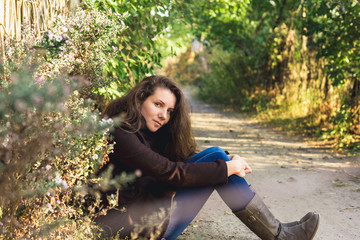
[165,0,360,151]
[0,1,176,238]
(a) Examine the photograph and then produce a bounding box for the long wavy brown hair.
[104,75,197,162]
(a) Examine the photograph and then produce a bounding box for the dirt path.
[178,89,360,240]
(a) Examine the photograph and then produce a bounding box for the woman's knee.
[206,146,225,154]
[206,146,229,160]
[189,147,229,163]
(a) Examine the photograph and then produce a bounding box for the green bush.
[94,0,174,98]
[195,47,256,109]
[0,7,135,239]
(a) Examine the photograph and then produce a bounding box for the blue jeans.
[162,147,254,240]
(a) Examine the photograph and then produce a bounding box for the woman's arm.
[109,128,229,188]
[226,154,252,178]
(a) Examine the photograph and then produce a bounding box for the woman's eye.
[154,102,160,107]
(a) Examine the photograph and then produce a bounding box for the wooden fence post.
[0,0,80,65]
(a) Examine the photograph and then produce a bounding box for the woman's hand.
[226,154,252,178]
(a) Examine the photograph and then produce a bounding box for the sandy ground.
[177,89,360,240]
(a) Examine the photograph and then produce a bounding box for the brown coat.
[97,127,228,238]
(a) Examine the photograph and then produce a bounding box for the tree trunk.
[300,1,308,90]
[272,0,287,30]
[350,77,360,133]
[351,77,360,108]
[323,72,329,99]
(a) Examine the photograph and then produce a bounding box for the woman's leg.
[188,147,255,211]
[162,186,214,240]
[163,147,218,240]
[163,147,254,240]
[164,147,320,240]
[209,148,320,240]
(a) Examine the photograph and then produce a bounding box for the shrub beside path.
[178,89,360,240]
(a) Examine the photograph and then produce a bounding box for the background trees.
[167,0,360,149]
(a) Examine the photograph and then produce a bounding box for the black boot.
[234,193,320,240]
[247,185,314,228]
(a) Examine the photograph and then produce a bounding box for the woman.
[95,75,320,240]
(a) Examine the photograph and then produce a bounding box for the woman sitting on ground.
[95,75,320,240]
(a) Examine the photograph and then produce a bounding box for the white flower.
[54,172,69,189]
[56,35,63,42]
[2,135,10,148]
[7,47,14,55]
[48,31,54,40]
[61,26,68,33]
[92,154,99,160]
[45,203,54,213]
[58,15,66,25]
[101,118,113,125]
[54,172,62,184]
[61,180,69,189]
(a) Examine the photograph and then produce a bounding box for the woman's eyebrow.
[157,99,165,104]
[157,99,175,109]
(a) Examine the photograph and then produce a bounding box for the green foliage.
[0,23,40,83]
[328,104,355,147]
[93,0,174,97]
[0,62,112,239]
[195,47,250,106]
[0,7,137,239]
[155,19,194,65]
[163,47,202,85]
[305,0,360,86]
[1,2,194,237]
[36,8,126,97]
[304,0,360,146]
[167,0,360,149]
[179,0,251,50]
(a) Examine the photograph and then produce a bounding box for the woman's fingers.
[244,162,252,174]
[238,171,246,178]
[227,154,252,177]
[239,161,252,177]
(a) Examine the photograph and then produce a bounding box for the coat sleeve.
[109,129,228,188]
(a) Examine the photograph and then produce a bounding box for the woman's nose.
[158,109,167,120]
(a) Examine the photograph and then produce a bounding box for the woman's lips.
[154,120,161,127]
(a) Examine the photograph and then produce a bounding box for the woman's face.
[140,87,176,132]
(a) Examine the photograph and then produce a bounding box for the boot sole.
[309,213,320,240]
